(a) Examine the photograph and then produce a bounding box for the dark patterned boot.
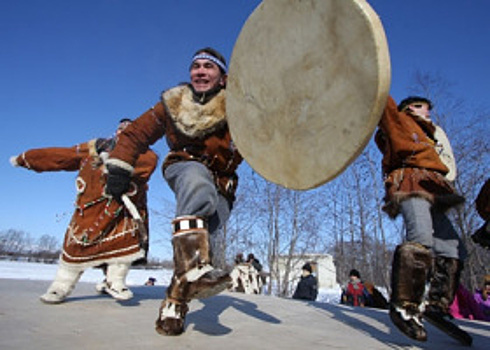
[425,257,461,315]
[423,257,472,346]
[154,216,231,336]
[170,216,231,300]
[155,297,189,336]
[389,242,432,342]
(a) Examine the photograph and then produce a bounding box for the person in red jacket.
[375,96,466,342]
[104,47,243,336]
[10,119,158,304]
[340,269,365,307]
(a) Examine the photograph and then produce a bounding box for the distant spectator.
[145,277,156,286]
[235,253,244,265]
[474,275,490,321]
[340,269,366,307]
[247,253,263,272]
[292,263,318,301]
[449,284,485,321]
[229,263,263,295]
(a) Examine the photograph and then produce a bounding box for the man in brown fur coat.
[375,96,466,342]
[105,47,243,335]
[10,119,158,304]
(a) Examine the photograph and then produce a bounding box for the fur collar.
[162,85,227,138]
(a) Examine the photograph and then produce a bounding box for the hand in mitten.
[105,163,132,201]
[10,155,20,167]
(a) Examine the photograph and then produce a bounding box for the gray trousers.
[399,197,466,260]
[164,161,231,265]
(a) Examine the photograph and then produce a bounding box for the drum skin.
[227,0,391,190]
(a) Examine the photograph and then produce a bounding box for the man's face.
[116,121,131,136]
[190,58,226,93]
[406,101,431,121]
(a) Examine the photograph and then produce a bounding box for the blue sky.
[1,0,489,259]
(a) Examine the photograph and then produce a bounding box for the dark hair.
[302,263,312,273]
[398,96,433,112]
[119,118,132,123]
[349,269,361,278]
[235,253,244,263]
[192,47,227,74]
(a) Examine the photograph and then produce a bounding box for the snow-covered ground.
[0,260,173,286]
[0,260,342,303]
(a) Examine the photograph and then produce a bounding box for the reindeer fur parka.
[15,139,158,266]
[375,96,462,217]
[110,84,243,202]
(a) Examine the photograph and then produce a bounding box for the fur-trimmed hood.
[161,85,227,139]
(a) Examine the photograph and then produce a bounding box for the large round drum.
[227,0,391,190]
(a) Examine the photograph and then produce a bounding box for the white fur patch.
[160,302,180,319]
[105,158,134,174]
[184,264,214,282]
[394,305,424,327]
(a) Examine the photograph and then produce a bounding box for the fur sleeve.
[110,103,167,166]
[16,142,90,172]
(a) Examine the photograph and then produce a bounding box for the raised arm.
[10,141,93,172]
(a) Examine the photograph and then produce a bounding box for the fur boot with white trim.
[40,263,83,304]
[389,242,432,342]
[155,298,189,336]
[155,215,231,335]
[105,263,134,300]
[95,279,109,294]
[95,263,133,300]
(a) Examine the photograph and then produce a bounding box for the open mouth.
[193,79,211,91]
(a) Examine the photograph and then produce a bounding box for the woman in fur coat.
[375,96,466,342]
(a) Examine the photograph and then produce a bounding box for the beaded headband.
[191,53,227,73]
